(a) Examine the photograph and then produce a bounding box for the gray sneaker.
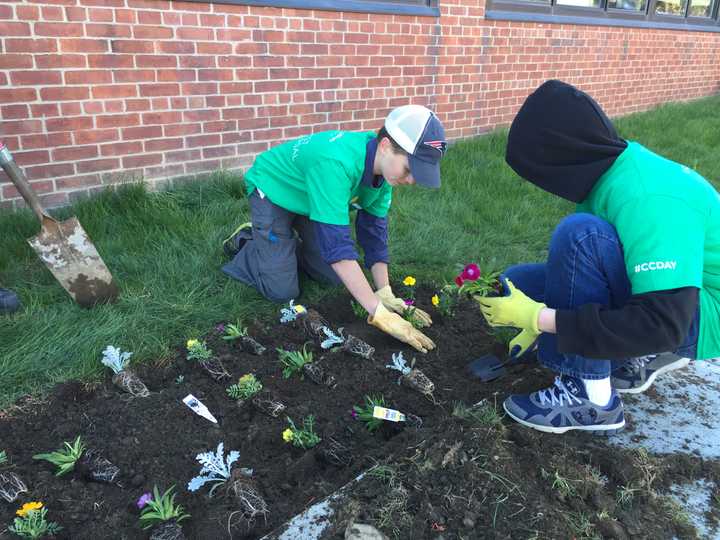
[503,375,625,434]
[611,353,690,394]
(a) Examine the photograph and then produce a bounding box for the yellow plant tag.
[373,406,406,423]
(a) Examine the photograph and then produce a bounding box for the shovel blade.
[468,354,507,382]
[28,216,119,308]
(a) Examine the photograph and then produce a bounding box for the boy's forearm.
[331,259,380,315]
[370,262,389,290]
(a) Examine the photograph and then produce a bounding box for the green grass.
[1,95,719,407]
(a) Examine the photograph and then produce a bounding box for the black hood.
[505,80,628,203]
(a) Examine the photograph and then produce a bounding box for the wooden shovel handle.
[0,140,51,223]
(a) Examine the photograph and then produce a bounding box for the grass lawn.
[1,95,719,408]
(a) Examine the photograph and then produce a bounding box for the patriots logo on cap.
[424,140,447,155]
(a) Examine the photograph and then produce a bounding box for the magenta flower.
[350,409,358,420]
[137,492,152,509]
[461,263,481,281]
[454,275,464,288]
[404,299,415,306]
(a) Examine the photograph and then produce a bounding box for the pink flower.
[404,299,415,306]
[461,263,481,281]
[137,492,152,509]
[454,275,464,288]
[350,410,358,419]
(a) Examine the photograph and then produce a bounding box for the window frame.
[487,0,720,31]
[178,0,440,17]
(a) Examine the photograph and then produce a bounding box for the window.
[184,0,439,16]
[487,0,720,30]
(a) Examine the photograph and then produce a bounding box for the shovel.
[0,141,119,308]
[468,354,510,382]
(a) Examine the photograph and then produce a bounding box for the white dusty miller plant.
[188,442,244,496]
[386,352,412,376]
[320,326,345,349]
[101,345,133,374]
[279,300,306,324]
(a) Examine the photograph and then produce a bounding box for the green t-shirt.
[243,130,392,226]
[578,141,720,359]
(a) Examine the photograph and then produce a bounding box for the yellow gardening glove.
[368,303,436,354]
[375,285,432,327]
[477,279,546,358]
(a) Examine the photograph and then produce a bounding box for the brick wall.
[0,0,719,209]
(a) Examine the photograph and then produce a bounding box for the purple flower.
[350,409,358,419]
[404,299,415,306]
[137,492,152,509]
[215,323,226,334]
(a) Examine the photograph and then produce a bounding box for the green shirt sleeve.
[357,182,392,218]
[613,195,704,294]
[305,160,352,226]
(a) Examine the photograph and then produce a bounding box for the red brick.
[86,23,132,38]
[254,81,285,93]
[158,70,196,82]
[198,69,233,81]
[55,174,102,190]
[5,39,57,53]
[219,82,252,95]
[1,120,42,135]
[218,56,252,68]
[136,55,177,68]
[66,70,112,84]
[176,27,214,40]
[88,8,113,22]
[25,163,75,181]
[35,22,84,37]
[21,132,71,149]
[0,22,31,36]
[37,54,87,69]
[40,87,90,101]
[235,42,267,55]
[164,124,201,137]
[0,54,34,69]
[88,54,134,69]
[15,6,40,20]
[13,150,50,166]
[203,145,235,159]
[180,82,218,95]
[222,108,254,120]
[186,159,220,174]
[100,141,143,156]
[96,114,139,128]
[46,117,93,132]
[11,71,62,86]
[91,85,138,99]
[74,129,119,144]
[170,0,210,11]
[60,102,83,116]
[179,56,216,68]
[137,10,161,24]
[139,84,180,97]
[122,125,163,140]
[122,153,162,168]
[41,6,64,20]
[157,41,195,54]
[83,101,103,114]
[52,145,99,162]
[115,9,135,23]
[114,70,155,83]
[125,99,151,112]
[200,13,225,26]
[60,39,108,53]
[133,25,173,39]
[145,137,183,151]
[1,105,30,120]
[76,158,120,173]
[198,42,232,55]
[140,111,182,125]
[81,0,125,5]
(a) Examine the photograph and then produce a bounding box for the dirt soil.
[1,288,718,540]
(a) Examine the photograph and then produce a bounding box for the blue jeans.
[505,213,699,380]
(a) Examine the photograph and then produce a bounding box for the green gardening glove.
[477,278,546,358]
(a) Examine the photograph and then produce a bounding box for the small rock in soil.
[130,474,145,488]
[596,518,629,540]
[345,522,388,540]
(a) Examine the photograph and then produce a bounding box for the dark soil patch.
[0,289,717,540]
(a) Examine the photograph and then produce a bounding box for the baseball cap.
[384,105,447,188]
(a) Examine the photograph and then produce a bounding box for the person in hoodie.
[478,80,720,434]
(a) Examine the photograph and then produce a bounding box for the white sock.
[582,377,611,406]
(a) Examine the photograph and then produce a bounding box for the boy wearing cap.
[222,105,447,353]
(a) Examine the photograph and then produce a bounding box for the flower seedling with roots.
[277,345,313,379]
[101,345,149,398]
[138,485,190,537]
[385,352,435,396]
[222,321,247,341]
[279,300,307,323]
[187,442,242,497]
[33,436,120,483]
[455,263,502,298]
[9,502,62,539]
[283,416,321,450]
[226,374,263,402]
[353,395,386,432]
[186,339,229,381]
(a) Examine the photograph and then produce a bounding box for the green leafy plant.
[350,300,368,319]
[353,394,386,432]
[459,269,502,298]
[175,375,185,385]
[138,485,190,529]
[186,339,213,362]
[431,285,458,318]
[226,374,263,401]
[9,503,62,539]
[0,450,7,465]
[282,415,321,450]
[400,307,425,329]
[32,436,85,476]
[277,344,313,379]
[222,321,248,342]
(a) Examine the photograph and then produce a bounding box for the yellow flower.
[186,339,199,349]
[282,428,294,443]
[294,304,306,314]
[16,501,43,517]
[431,294,440,307]
[239,374,255,384]
[403,276,416,287]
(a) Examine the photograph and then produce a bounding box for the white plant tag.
[372,406,406,423]
[183,394,218,424]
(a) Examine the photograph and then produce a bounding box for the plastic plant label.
[183,394,218,424]
[372,406,406,423]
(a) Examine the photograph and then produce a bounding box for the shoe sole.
[615,357,690,395]
[503,402,626,435]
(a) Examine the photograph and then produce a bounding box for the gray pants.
[221,191,342,303]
